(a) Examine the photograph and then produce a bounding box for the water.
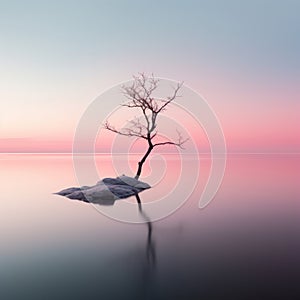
[0,154,299,299]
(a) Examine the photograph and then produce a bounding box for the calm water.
[0,154,300,299]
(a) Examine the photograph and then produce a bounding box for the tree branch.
[156,82,183,113]
[104,121,148,139]
[103,73,187,179]
[153,129,189,149]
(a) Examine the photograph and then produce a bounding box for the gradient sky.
[0,0,299,153]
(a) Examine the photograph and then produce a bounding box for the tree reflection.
[135,193,156,270]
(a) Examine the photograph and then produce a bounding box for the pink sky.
[1,77,299,154]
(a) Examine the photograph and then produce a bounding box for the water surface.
[0,154,299,299]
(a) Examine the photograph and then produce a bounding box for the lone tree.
[104,73,188,180]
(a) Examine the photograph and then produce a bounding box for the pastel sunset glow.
[1,1,299,154]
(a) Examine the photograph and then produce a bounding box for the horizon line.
[0,152,300,155]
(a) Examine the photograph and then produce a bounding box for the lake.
[0,154,299,299]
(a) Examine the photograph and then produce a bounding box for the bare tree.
[104,73,188,179]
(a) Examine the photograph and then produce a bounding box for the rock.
[83,182,116,201]
[54,187,81,196]
[55,176,151,205]
[66,190,88,202]
[102,178,128,186]
[105,185,140,199]
[117,175,151,189]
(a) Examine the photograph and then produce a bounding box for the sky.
[0,0,299,153]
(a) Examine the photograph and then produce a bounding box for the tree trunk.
[135,144,153,179]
